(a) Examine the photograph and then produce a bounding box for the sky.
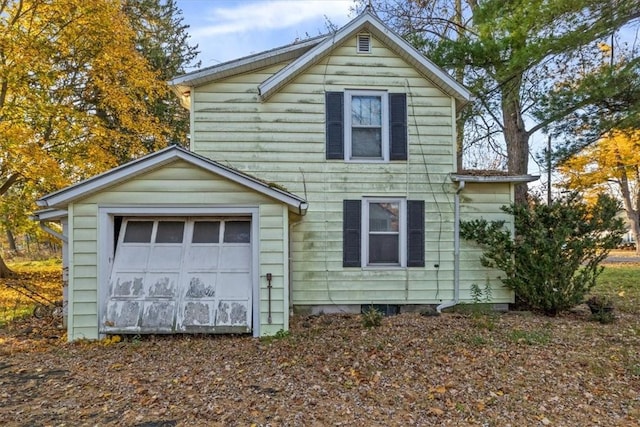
[175,0,356,69]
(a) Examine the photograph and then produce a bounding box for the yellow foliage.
[597,41,612,55]
[558,131,640,209]
[0,0,171,204]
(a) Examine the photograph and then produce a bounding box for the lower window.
[363,198,406,266]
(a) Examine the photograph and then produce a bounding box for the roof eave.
[168,35,327,89]
[31,208,68,221]
[37,146,308,215]
[450,174,540,183]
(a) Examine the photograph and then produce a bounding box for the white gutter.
[436,180,465,313]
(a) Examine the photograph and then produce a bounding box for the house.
[34,10,537,340]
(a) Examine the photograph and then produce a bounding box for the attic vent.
[357,33,371,53]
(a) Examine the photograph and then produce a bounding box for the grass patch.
[592,263,640,314]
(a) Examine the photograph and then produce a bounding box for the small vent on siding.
[357,33,371,53]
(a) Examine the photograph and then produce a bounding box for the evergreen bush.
[460,193,625,315]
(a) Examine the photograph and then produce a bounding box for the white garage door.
[102,218,252,334]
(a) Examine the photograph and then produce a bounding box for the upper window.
[346,91,388,161]
[326,91,407,162]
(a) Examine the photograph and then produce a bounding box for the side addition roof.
[36,146,308,214]
[168,35,327,107]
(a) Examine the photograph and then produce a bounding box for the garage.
[103,217,253,334]
[35,146,308,340]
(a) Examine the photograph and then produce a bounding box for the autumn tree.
[559,131,640,255]
[0,0,172,277]
[360,0,640,203]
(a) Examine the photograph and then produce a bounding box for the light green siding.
[66,159,290,340]
[258,204,289,336]
[190,34,467,307]
[459,182,515,303]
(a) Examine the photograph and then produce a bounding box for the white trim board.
[37,146,308,215]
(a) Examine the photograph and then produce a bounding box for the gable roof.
[168,10,471,106]
[36,146,308,214]
[258,10,471,103]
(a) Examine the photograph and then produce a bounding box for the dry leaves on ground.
[1,309,639,426]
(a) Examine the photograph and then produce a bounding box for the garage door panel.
[185,274,217,297]
[141,301,176,330]
[186,246,220,269]
[220,246,251,269]
[216,300,249,326]
[147,273,179,298]
[117,246,150,269]
[216,272,251,298]
[148,246,183,270]
[111,275,145,297]
[181,301,214,327]
[106,300,142,329]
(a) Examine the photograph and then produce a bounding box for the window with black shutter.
[326,91,407,162]
[343,198,424,268]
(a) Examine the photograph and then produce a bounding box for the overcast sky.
[176,0,355,69]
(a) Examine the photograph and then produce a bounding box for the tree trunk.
[0,253,14,278]
[633,220,640,257]
[6,228,17,252]
[502,79,530,205]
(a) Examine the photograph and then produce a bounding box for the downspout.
[288,199,307,316]
[436,179,465,313]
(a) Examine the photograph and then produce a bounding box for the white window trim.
[344,90,389,163]
[361,198,406,268]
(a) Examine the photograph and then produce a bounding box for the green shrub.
[461,193,625,316]
[361,306,383,328]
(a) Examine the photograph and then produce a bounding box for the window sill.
[361,265,407,271]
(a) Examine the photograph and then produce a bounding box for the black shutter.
[326,92,344,159]
[343,200,361,267]
[389,93,407,160]
[407,200,425,267]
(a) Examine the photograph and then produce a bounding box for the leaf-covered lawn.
[0,260,62,326]
[0,261,639,426]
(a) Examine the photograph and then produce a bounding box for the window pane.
[156,221,184,243]
[352,128,382,157]
[369,234,399,263]
[352,96,381,126]
[192,221,220,243]
[123,221,153,243]
[369,202,399,232]
[224,221,251,243]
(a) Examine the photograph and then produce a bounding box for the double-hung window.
[346,91,388,161]
[343,199,425,268]
[364,198,405,265]
[326,91,407,161]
